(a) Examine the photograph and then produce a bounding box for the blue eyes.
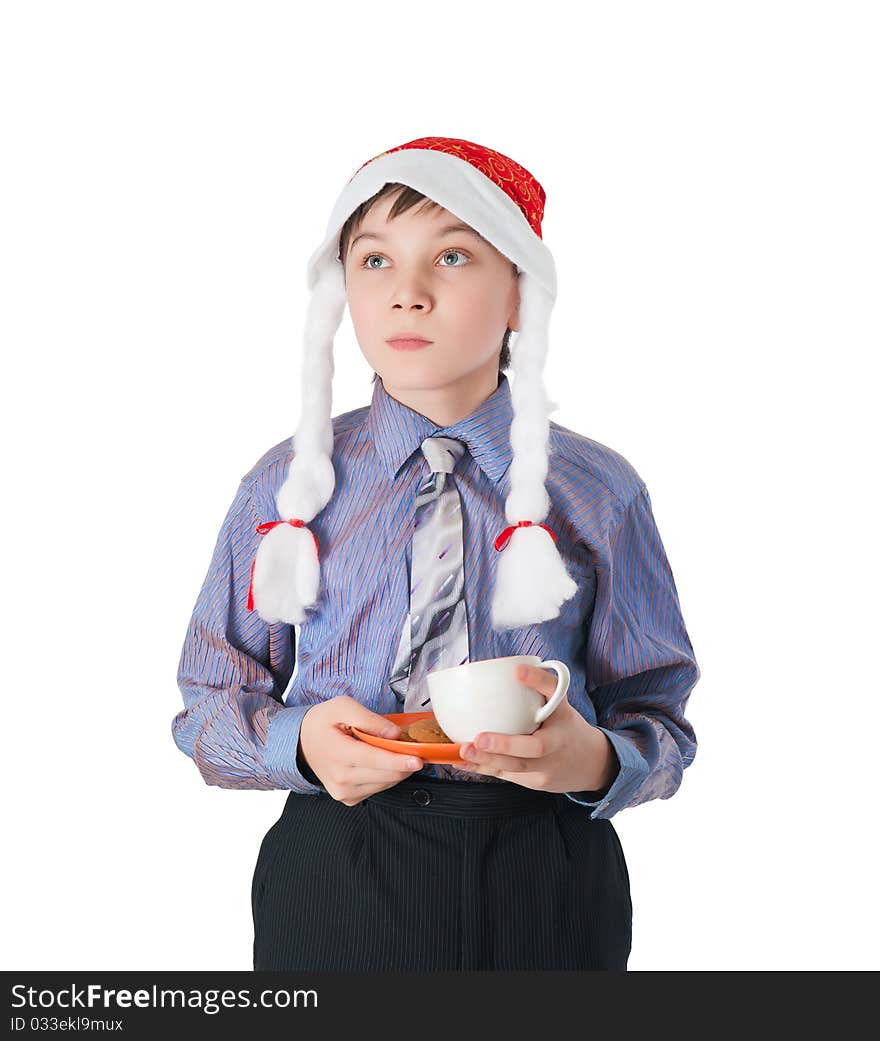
[360,249,471,270]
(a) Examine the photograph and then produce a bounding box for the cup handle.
[532,660,571,725]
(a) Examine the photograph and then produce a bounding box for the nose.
[390,275,432,312]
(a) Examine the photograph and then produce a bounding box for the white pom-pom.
[491,524,578,629]
[250,522,320,625]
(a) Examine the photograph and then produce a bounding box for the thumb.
[339,702,401,739]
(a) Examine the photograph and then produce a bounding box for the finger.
[457,751,531,775]
[338,719,400,739]
[334,779,399,806]
[348,764,422,785]
[462,731,546,760]
[333,763,422,796]
[517,663,559,698]
[344,773,420,802]
[341,736,423,773]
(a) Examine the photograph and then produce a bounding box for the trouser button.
[412,789,432,806]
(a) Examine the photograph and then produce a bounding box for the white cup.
[425,654,571,745]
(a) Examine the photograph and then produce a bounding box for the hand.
[298,696,424,807]
[454,663,619,795]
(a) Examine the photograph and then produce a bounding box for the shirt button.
[412,789,432,806]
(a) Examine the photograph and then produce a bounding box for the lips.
[387,337,433,351]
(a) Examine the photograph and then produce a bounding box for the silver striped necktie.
[388,436,470,714]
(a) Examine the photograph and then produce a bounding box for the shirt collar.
[367,372,514,485]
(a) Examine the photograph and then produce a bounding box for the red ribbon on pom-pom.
[493,519,558,552]
[246,519,320,612]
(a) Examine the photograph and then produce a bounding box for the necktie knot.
[421,436,466,475]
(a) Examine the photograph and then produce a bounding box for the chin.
[381,371,442,391]
[385,363,464,388]
[371,349,491,391]
[374,356,437,382]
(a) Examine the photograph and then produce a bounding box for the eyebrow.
[348,222,486,253]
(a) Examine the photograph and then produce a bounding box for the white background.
[2,1,877,971]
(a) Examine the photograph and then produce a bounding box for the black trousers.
[252,776,632,971]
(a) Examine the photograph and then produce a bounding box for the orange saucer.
[350,712,466,765]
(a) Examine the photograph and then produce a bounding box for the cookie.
[408,717,453,743]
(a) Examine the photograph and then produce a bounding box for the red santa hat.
[247,135,578,630]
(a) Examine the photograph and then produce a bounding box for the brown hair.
[338,183,516,384]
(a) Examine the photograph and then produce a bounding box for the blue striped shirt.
[173,372,700,820]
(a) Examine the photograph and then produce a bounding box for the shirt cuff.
[264,703,325,794]
[565,727,650,820]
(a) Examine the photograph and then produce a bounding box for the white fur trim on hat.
[307,148,557,299]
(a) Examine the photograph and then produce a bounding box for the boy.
[173,136,700,971]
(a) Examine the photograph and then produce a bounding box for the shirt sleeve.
[171,476,324,794]
[566,483,700,820]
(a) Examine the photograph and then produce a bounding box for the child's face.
[342,192,519,391]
